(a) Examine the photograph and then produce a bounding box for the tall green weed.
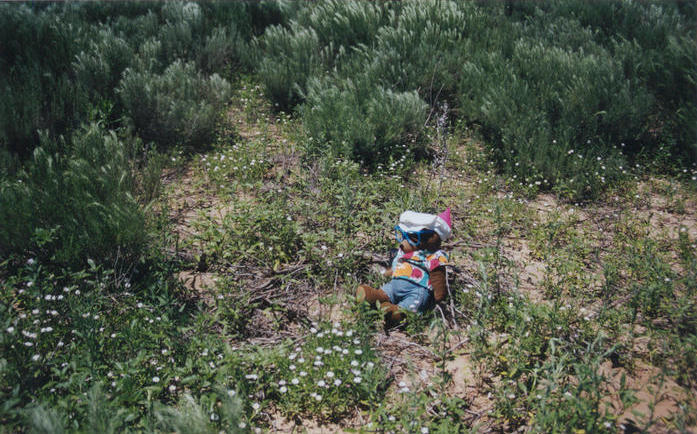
[118,61,231,151]
[0,124,144,266]
[0,4,90,158]
[302,78,428,168]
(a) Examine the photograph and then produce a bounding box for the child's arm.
[431,266,447,302]
[383,268,393,278]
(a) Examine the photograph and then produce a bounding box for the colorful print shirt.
[391,249,448,290]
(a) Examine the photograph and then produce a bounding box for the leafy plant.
[118,60,231,151]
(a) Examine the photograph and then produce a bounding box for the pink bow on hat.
[435,207,452,240]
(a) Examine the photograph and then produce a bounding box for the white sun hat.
[397,208,452,240]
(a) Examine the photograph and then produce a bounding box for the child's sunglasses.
[394,226,435,247]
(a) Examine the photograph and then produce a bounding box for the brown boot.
[356,284,390,305]
[380,302,405,328]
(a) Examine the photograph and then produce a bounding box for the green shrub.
[0,4,90,157]
[73,28,134,107]
[301,78,428,168]
[297,0,386,52]
[197,25,246,74]
[118,60,231,151]
[0,124,145,266]
[458,37,655,199]
[256,24,327,110]
[356,0,477,104]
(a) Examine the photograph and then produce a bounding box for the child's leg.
[355,284,391,304]
[395,287,431,313]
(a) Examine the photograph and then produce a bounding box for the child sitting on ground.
[356,208,452,326]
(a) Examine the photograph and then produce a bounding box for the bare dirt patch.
[599,360,697,432]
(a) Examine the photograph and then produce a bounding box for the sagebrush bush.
[0,124,145,265]
[256,25,328,110]
[355,0,477,104]
[252,0,696,197]
[297,0,386,53]
[118,60,231,151]
[73,28,134,106]
[458,35,656,199]
[301,77,428,167]
[0,4,90,157]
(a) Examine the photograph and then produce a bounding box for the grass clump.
[302,78,428,168]
[0,124,144,266]
[252,0,696,198]
[119,60,231,152]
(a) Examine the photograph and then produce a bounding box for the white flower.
[316,346,324,354]
[6,327,14,333]
[291,378,299,385]
[169,385,176,392]
[252,402,260,410]
[289,364,296,371]
[314,394,322,401]
[31,354,40,361]
[366,362,374,369]
[245,374,258,380]
[210,413,219,421]
[288,353,297,360]
[421,428,429,434]
[399,381,407,387]
[507,393,515,400]
[351,360,359,367]
[280,386,287,393]
[334,379,342,386]
[152,376,160,383]
[299,371,307,377]
[317,380,326,387]
[353,377,362,384]
[326,371,335,378]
